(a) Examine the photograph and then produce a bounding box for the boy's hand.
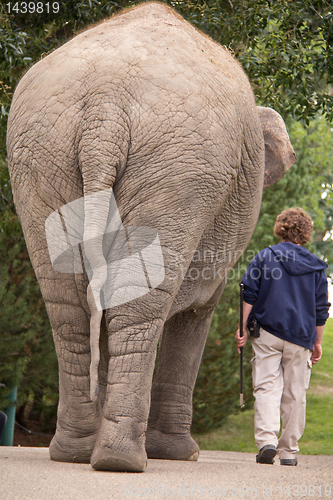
[311,342,322,364]
[235,327,248,354]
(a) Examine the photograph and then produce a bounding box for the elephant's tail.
[87,283,104,402]
[83,188,116,402]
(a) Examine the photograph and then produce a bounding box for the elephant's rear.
[6,3,266,473]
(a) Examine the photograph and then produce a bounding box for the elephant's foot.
[91,443,147,472]
[145,427,199,461]
[49,432,97,463]
[90,418,147,472]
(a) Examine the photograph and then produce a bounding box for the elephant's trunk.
[83,188,114,401]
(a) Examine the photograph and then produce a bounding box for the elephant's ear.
[257,106,297,189]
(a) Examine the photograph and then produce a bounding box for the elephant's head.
[258,106,297,189]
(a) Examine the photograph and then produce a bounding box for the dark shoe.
[280,458,298,466]
[256,444,277,464]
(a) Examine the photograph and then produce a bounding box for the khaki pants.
[251,328,312,459]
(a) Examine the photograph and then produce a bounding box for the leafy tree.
[0,157,57,423]
[174,0,333,123]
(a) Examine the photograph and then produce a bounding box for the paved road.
[1,447,332,500]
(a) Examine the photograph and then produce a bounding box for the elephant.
[6,2,296,472]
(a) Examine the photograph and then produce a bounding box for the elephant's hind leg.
[146,306,215,461]
[90,290,171,472]
[42,275,104,464]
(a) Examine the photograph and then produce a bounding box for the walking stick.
[239,283,245,408]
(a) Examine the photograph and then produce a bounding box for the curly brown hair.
[274,207,313,246]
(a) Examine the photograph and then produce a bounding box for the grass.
[193,318,333,455]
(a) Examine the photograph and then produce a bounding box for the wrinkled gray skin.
[7,3,296,472]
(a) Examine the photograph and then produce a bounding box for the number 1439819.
[277,484,332,497]
[6,2,60,14]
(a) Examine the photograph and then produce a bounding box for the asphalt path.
[1,447,332,500]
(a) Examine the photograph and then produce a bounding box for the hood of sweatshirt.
[269,242,328,276]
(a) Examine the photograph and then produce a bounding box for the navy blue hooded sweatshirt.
[241,242,331,350]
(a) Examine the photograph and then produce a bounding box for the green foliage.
[174,0,333,123]
[293,318,333,455]
[192,279,254,432]
[0,157,29,405]
[0,158,57,421]
[194,408,257,453]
